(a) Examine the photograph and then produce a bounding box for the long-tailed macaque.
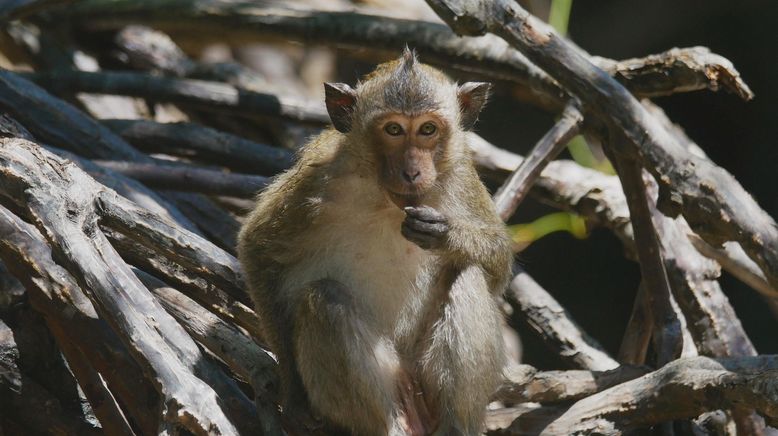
[238,48,512,436]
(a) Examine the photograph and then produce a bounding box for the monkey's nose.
[402,170,421,183]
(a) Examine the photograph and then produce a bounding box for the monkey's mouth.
[386,190,423,209]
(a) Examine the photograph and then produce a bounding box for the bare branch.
[493,102,582,221]
[607,133,682,366]
[93,160,269,198]
[22,70,329,125]
[540,356,778,434]
[0,71,241,251]
[507,267,619,371]
[0,137,257,435]
[494,363,648,404]
[617,285,651,365]
[471,136,758,362]
[594,46,754,101]
[427,0,778,294]
[134,269,283,436]
[101,119,294,175]
[61,1,753,108]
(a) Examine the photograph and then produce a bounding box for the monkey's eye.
[384,122,404,136]
[419,122,437,136]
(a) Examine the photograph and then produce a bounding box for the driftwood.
[0,1,775,435]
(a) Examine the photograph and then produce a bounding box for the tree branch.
[507,267,619,371]
[494,363,648,404]
[427,0,778,294]
[540,356,778,434]
[493,102,582,221]
[93,160,269,198]
[101,119,294,176]
[0,137,258,435]
[22,70,329,125]
[61,1,754,108]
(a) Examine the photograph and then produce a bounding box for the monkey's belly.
[282,202,434,331]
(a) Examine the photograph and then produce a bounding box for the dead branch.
[471,135,758,362]
[540,355,778,434]
[112,25,272,94]
[134,269,283,436]
[102,119,294,175]
[507,267,619,371]
[607,133,682,366]
[593,46,753,101]
[494,363,648,405]
[617,285,651,364]
[23,70,330,125]
[0,70,241,251]
[62,1,753,109]
[0,137,259,435]
[426,0,778,294]
[493,102,582,221]
[93,160,269,198]
[0,204,161,434]
[0,316,102,435]
[690,235,778,300]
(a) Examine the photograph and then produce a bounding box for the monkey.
[237,48,513,436]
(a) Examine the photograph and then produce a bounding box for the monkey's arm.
[402,172,513,293]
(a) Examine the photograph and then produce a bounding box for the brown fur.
[238,51,512,435]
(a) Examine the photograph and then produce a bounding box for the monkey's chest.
[285,201,434,330]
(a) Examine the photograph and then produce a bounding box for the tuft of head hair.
[382,47,440,115]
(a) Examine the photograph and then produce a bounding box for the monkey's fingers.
[403,218,448,235]
[403,206,447,223]
[401,222,447,250]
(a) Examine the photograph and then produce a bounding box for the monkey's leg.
[419,266,505,436]
[293,279,412,436]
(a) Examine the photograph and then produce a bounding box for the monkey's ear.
[324,82,357,133]
[457,82,491,130]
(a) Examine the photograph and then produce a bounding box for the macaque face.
[370,112,449,206]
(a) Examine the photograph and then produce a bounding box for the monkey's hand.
[402,206,449,251]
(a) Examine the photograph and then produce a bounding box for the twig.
[617,284,651,365]
[93,160,270,198]
[608,133,682,366]
[426,0,778,295]
[22,70,330,125]
[101,118,294,175]
[507,267,619,371]
[493,102,582,221]
[689,235,778,300]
